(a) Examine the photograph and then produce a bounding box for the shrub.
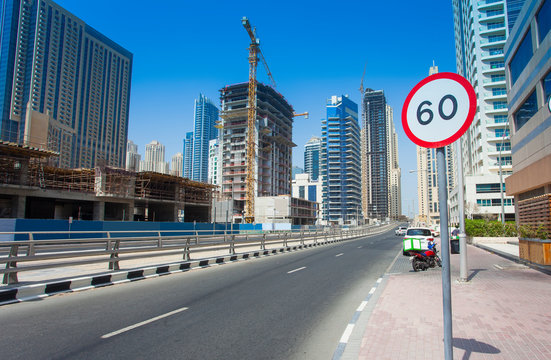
[465,219,517,237]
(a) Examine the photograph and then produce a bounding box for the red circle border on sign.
[401,72,477,148]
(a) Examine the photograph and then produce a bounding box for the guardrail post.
[230,241,235,255]
[184,238,191,261]
[261,234,266,250]
[107,232,120,271]
[157,231,162,248]
[195,231,199,245]
[300,230,304,246]
[3,244,19,284]
[26,233,35,256]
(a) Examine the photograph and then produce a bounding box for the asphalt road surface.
[0,228,403,359]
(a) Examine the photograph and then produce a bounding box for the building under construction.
[218,82,295,223]
[0,141,214,222]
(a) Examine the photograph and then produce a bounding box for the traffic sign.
[402,72,476,148]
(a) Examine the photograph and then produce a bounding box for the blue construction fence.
[0,219,321,241]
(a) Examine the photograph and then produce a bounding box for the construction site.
[0,141,214,222]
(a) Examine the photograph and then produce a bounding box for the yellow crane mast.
[241,17,275,223]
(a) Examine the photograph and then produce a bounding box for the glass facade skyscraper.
[192,94,218,183]
[362,89,389,220]
[0,0,132,169]
[183,131,193,179]
[321,95,361,224]
[304,136,321,181]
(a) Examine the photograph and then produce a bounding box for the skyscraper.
[125,140,141,172]
[192,94,218,183]
[171,153,183,177]
[183,132,193,179]
[141,140,167,174]
[362,89,389,220]
[321,95,361,225]
[208,139,219,186]
[451,0,520,221]
[386,105,402,220]
[0,0,132,169]
[304,136,321,181]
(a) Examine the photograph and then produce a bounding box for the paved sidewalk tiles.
[358,245,551,359]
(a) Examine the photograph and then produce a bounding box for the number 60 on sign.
[402,72,476,148]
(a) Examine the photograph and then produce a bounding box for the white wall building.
[386,105,402,220]
[450,0,518,222]
[125,140,141,172]
[292,173,322,224]
[141,140,168,174]
[208,139,220,186]
[171,152,183,177]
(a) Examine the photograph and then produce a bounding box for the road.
[0,228,402,359]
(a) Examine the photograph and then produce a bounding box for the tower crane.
[242,17,275,223]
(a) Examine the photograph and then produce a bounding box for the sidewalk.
[356,244,551,359]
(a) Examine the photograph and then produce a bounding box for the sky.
[55,0,458,217]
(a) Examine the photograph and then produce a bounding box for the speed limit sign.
[402,72,476,148]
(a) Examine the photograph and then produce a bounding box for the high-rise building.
[208,139,219,186]
[183,132,193,179]
[415,66,456,226]
[451,0,521,221]
[504,0,551,234]
[386,105,402,220]
[361,89,389,220]
[219,82,294,223]
[171,152,183,177]
[192,94,218,183]
[304,136,321,181]
[141,140,167,174]
[321,95,361,225]
[0,0,132,169]
[125,140,141,172]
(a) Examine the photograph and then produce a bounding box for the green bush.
[465,219,517,237]
[518,224,549,240]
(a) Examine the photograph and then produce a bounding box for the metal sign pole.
[437,147,453,360]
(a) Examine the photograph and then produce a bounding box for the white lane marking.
[339,324,355,343]
[376,277,383,284]
[368,287,376,295]
[357,301,368,312]
[335,253,344,257]
[101,307,189,339]
[357,246,362,249]
[287,266,306,274]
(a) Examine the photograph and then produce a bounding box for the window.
[494,115,507,123]
[476,183,505,193]
[496,142,511,151]
[308,185,317,202]
[493,101,507,109]
[514,90,538,131]
[477,199,491,206]
[299,186,305,199]
[543,70,551,106]
[487,22,504,30]
[489,48,504,55]
[537,0,551,43]
[490,61,504,69]
[491,74,505,82]
[488,35,506,43]
[492,87,507,96]
[495,128,510,138]
[510,29,533,84]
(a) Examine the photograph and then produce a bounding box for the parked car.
[395,226,408,236]
[402,227,435,255]
[431,229,440,237]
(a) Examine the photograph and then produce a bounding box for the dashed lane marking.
[101,307,189,339]
[336,253,344,257]
[287,267,306,274]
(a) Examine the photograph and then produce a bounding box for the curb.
[0,238,347,306]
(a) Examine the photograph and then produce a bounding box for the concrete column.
[12,195,26,218]
[125,201,134,221]
[93,201,105,221]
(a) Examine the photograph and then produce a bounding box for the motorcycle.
[408,241,442,272]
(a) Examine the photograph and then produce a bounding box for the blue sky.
[55,0,458,217]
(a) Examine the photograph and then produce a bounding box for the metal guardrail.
[0,226,386,285]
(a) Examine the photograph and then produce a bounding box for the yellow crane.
[242,17,275,223]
